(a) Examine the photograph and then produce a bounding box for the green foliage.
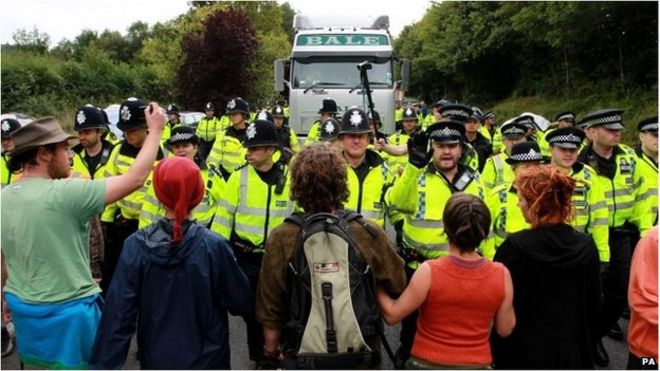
[11,27,50,54]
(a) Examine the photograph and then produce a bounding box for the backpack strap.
[341,211,379,239]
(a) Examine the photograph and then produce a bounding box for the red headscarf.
[153,157,204,245]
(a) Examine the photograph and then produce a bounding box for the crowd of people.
[0,95,657,370]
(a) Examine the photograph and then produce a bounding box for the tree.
[11,27,50,54]
[177,8,258,110]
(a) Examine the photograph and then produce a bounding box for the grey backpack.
[283,211,382,369]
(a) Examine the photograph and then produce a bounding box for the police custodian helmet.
[339,106,370,135]
[117,97,147,132]
[243,120,279,148]
[74,105,108,132]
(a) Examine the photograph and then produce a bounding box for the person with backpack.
[90,157,252,369]
[256,143,406,369]
[376,193,515,369]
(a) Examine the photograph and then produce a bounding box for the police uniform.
[100,98,166,293]
[540,112,578,157]
[207,98,251,179]
[387,107,419,176]
[546,127,610,262]
[339,107,395,228]
[161,103,183,144]
[479,111,503,154]
[437,104,480,172]
[482,141,546,258]
[196,102,223,160]
[305,98,337,146]
[1,118,22,187]
[319,118,341,143]
[386,119,485,365]
[634,116,658,226]
[271,105,299,153]
[211,119,293,361]
[70,105,115,180]
[576,109,653,355]
[480,121,527,190]
[139,126,225,229]
[459,105,493,172]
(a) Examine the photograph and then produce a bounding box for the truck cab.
[275,15,409,136]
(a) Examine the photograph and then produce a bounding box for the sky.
[0,0,433,46]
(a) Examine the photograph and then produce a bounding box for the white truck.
[274,14,410,135]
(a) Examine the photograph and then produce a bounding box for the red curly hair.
[514,165,576,228]
[290,143,349,214]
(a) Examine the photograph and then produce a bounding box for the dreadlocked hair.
[514,164,576,228]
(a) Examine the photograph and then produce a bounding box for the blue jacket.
[90,219,252,369]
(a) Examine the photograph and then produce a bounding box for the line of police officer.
[4,94,655,368]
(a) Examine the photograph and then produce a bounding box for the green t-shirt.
[1,177,106,303]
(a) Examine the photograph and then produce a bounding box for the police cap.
[637,116,658,133]
[545,127,585,149]
[167,125,199,146]
[505,141,547,165]
[555,111,576,123]
[318,98,338,114]
[578,109,624,130]
[427,119,465,144]
[439,104,473,123]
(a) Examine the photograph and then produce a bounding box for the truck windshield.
[292,57,393,89]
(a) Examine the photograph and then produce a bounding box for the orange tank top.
[411,256,506,366]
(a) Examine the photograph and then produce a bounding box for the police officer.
[634,116,658,226]
[271,104,300,161]
[101,97,166,293]
[338,107,395,228]
[139,125,225,229]
[196,102,223,160]
[439,104,480,172]
[319,118,342,149]
[576,109,653,366]
[207,97,251,180]
[71,105,115,180]
[387,106,420,176]
[1,118,22,187]
[546,127,609,262]
[540,111,578,156]
[479,110,503,154]
[482,141,546,258]
[424,99,450,130]
[464,108,493,172]
[305,97,338,146]
[162,103,183,143]
[211,119,293,366]
[480,119,528,190]
[385,118,485,367]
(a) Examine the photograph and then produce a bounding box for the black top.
[466,131,493,172]
[491,224,601,369]
[255,164,284,186]
[225,126,247,143]
[578,142,622,179]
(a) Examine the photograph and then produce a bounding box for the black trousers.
[237,252,265,362]
[198,139,214,161]
[100,218,138,295]
[398,265,418,361]
[596,228,632,338]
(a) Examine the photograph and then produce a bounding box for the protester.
[627,226,658,370]
[256,143,406,369]
[1,105,164,369]
[90,157,252,369]
[376,193,515,369]
[491,165,602,369]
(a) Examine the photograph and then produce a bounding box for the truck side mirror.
[400,59,410,93]
[274,59,287,92]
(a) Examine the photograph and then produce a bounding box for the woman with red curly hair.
[490,165,602,369]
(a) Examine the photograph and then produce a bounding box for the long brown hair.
[514,165,576,228]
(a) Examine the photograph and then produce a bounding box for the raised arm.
[104,103,164,205]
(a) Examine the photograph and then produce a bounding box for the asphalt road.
[0,316,632,370]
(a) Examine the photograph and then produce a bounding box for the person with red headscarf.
[90,157,252,369]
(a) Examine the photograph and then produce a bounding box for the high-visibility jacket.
[578,144,653,234]
[196,116,223,142]
[344,149,395,228]
[568,162,610,261]
[276,126,300,153]
[386,163,485,268]
[1,153,19,188]
[386,131,412,176]
[211,163,294,250]
[139,161,225,229]
[304,121,321,146]
[161,121,183,143]
[101,141,165,222]
[479,125,503,154]
[207,126,247,175]
[480,152,514,191]
[461,142,480,173]
[71,140,115,180]
[395,107,403,123]
[482,184,530,259]
[633,148,658,226]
